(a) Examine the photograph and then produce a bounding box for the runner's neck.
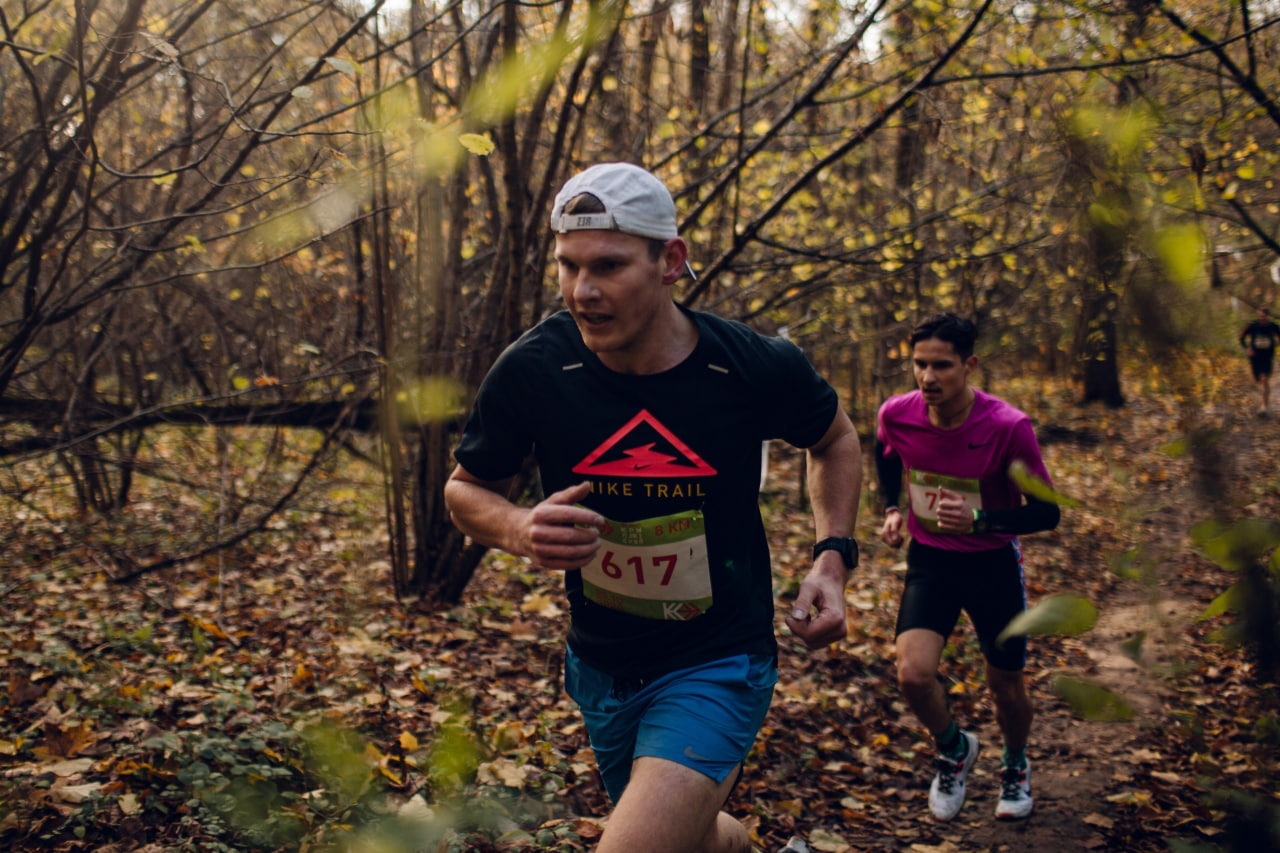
[930,389,975,429]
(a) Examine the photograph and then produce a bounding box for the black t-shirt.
[1241,320,1280,357]
[453,308,838,679]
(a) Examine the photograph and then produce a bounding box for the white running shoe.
[995,758,1034,820]
[928,731,979,821]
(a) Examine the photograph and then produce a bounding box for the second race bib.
[908,469,983,534]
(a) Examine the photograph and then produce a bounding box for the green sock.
[1003,746,1027,769]
[935,721,965,759]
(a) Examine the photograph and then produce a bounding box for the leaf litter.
[2,356,1278,851]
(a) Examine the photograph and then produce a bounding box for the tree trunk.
[1076,276,1125,407]
[1063,101,1129,409]
[399,0,621,606]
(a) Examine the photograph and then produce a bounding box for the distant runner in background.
[445,162,863,853]
[1239,306,1280,416]
[874,313,1061,823]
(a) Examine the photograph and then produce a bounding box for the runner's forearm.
[443,473,524,553]
[806,410,862,541]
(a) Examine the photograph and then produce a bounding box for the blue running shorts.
[563,647,778,803]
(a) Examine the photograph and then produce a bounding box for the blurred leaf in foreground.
[1053,674,1135,722]
[998,593,1098,646]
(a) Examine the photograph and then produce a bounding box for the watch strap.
[812,536,858,569]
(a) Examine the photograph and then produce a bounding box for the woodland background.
[2,0,1279,851]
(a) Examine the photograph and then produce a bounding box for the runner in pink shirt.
[875,313,1060,823]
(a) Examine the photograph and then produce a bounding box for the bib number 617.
[600,551,678,585]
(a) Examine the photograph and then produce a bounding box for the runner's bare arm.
[786,408,862,649]
[445,468,603,570]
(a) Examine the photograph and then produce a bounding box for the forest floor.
[2,352,1279,852]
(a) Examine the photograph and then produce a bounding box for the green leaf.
[1153,223,1205,286]
[1051,674,1135,721]
[464,35,576,126]
[1008,459,1080,507]
[997,594,1097,646]
[301,721,374,803]
[1119,631,1145,663]
[1190,518,1280,571]
[1109,547,1146,581]
[1198,583,1242,621]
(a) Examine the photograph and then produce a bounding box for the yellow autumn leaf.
[807,828,850,852]
[479,757,530,788]
[398,377,467,426]
[1105,789,1153,806]
[520,592,557,615]
[459,132,495,156]
[400,731,420,752]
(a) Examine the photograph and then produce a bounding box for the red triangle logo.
[573,409,717,477]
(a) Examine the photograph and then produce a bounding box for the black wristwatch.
[813,536,859,570]
[972,508,990,535]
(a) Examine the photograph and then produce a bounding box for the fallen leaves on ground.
[2,354,1278,852]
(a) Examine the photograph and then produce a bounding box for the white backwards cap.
[550,163,678,240]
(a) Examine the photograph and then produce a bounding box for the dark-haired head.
[909,313,978,360]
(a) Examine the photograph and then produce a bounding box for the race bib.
[1256,336,1273,350]
[579,507,712,620]
[908,469,983,534]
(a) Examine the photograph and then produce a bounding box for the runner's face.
[912,337,975,409]
[555,230,683,367]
